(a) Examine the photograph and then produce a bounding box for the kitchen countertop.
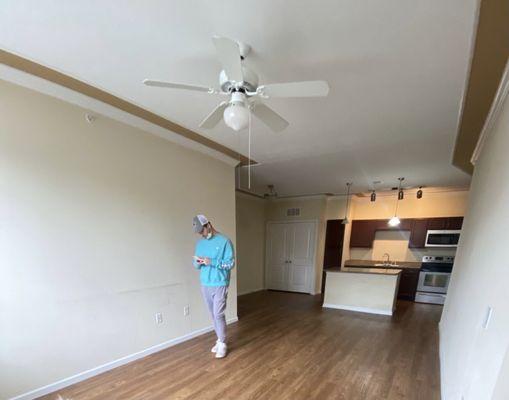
[326,267,402,275]
[344,259,422,269]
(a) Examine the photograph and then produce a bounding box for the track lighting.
[417,186,423,199]
[370,190,376,202]
[388,177,404,227]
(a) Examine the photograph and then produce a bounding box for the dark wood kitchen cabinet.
[446,217,464,230]
[397,269,420,301]
[426,217,447,230]
[350,220,377,247]
[409,219,428,248]
[350,216,464,248]
[426,217,463,230]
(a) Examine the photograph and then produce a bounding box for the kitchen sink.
[374,263,399,267]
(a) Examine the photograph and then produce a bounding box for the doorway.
[321,220,345,295]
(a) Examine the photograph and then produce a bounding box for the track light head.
[370,191,376,202]
[417,186,423,199]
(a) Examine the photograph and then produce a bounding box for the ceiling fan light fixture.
[223,102,250,131]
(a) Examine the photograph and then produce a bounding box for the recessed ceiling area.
[0,0,478,195]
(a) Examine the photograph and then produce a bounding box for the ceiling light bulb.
[388,216,401,227]
[223,103,249,131]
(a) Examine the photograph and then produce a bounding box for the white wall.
[0,80,237,399]
[235,192,266,295]
[439,89,509,398]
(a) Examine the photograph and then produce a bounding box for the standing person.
[192,214,235,358]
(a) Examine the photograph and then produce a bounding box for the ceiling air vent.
[286,208,301,217]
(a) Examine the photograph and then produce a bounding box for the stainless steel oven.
[425,230,461,247]
[415,256,454,305]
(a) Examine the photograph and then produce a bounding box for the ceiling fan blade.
[212,36,243,82]
[199,102,228,129]
[143,79,214,93]
[251,103,289,133]
[258,80,329,98]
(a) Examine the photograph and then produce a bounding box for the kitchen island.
[323,267,402,315]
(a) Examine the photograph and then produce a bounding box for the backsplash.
[350,230,456,262]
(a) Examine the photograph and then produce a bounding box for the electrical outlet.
[155,312,163,324]
[184,305,190,316]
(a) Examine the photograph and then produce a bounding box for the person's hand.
[202,257,211,266]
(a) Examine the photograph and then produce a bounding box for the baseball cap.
[193,214,209,233]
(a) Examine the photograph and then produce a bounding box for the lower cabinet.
[397,269,420,301]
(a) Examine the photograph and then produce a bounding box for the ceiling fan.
[143,36,330,133]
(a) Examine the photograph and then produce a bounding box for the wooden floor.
[41,291,442,400]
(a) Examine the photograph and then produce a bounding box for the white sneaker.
[215,341,227,358]
[211,340,219,353]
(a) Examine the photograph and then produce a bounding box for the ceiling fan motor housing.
[219,66,259,93]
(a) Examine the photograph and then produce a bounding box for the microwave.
[425,230,461,247]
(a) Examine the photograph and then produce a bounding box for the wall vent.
[286,208,301,217]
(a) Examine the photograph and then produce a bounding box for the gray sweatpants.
[201,285,228,343]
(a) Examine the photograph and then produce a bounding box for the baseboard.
[9,317,239,400]
[438,321,446,400]
[237,287,265,296]
[322,303,392,316]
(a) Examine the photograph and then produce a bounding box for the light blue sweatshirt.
[193,233,235,287]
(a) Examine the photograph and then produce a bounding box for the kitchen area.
[322,208,463,315]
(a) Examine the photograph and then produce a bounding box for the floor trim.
[438,321,446,400]
[322,303,393,316]
[237,288,265,296]
[9,317,239,400]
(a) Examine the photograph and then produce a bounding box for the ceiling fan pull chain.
[237,132,242,189]
[248,108,252,189]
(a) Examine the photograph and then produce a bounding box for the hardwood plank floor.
[40,290,442,400]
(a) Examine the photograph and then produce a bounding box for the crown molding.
[471,58,509,165]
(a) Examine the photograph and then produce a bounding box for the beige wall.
[235,192,266,295]
[0,80,237,399]
[351,190,469,220]
[439,86,509,399]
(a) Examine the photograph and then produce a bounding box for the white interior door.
[266,223,289,290]
[266,221,316,293]
[288,222,316,293]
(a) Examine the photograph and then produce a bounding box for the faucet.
[382,253,390,266]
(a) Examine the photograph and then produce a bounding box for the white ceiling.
[0,0,478,195]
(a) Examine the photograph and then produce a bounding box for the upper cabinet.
[350,216,464,248]
[446,217,464,230]
[350,220,377,248]
[409,219,429,248]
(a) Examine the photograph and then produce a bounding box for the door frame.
[265,219,319,295]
